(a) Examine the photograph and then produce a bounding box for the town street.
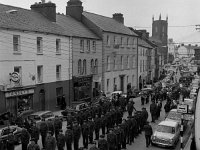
[15,96,192,150]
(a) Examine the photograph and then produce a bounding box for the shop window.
[56,39,61,54]
[37,65,43,83]
[17,95,33,114]
[37,37,43,54]
[56,65,61,80]
[13,35,20,53]
[56,87,63,106]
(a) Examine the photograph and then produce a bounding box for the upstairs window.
[78,59,82,75]
[127,37,129,47]
[83,59,87,75]
[13,35,20,53]
[107,56,111,71]
[14,66,22,85]
[120,37,123,46]
[56,39,61,54]
[56,65,61,80]
[106,35,110,46]
[92,41,96,52]
[37,37,43,54]
[127,56,130,69]
[95,59,98,74]
[121,56,123,70]
[37,65,43,83]
[91,59,94,74]
[114,36,117,45]
[80,40,84,52]
[87,40,90,52]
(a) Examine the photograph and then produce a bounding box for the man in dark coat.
[141,108,148,130]
[150,100,157,123]
[89,141,99,150]
[100,114,106,135]
[94,114,101,140]
[120,120,127,149]
[107,129,117,150]
[6,132,15,150]
[65,125,73,150]
[143,121,153,147]
[57,129,65,150]
[54,115,62,141]
[98,135,108,150]
[45,131,56,150]
[40,118,48,149]
[126,116,132,145]
[88,117,95,144]
[73,121,81,150]
[21,126,30,150]
[30,122,39,144]
[81,120,89,149]
[127,101,133,117]
[27,138,40,150]
[47,120,55,136]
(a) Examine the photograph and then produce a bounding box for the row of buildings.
[0,0,168,115]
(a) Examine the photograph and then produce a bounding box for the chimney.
[113,13,124,24]
[66,0,83,21]
[31,1,56,22]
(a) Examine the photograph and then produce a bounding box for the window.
[127,37,129,47]
[83,59,87,75]
[56,87,63,106]
[121,56,123,70]
[107,56,111,71]
[13,35,20,52]
[127,56,130,69]
[14,66,22,84]
[113,78,117,91]
[37,37,43,54]
[140,60,142,72]
[87,40,90,52]
[107,79,110,92]
[127,76,129,84]
[143,60,145,72]
[92,41,96,52]
[133,38,137,47]
[80,40,84,52]
[37,65,43,83]
[56,65,61,80]
[106,35,110,46]
[114,36,117,45]
[78,59,82,75]
[132,55,135,68]
[91,59,94,74]
[113,57,116,70]
[56,39,61,54]
[120,37,123,46]
[95,59,98,74]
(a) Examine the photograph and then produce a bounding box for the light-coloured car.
[184,98,195,114]
[151,120,180,148]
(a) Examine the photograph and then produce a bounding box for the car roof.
[170,109,177,112]
[112,91,122,94]
[159,120,178,127]
[30,110,52,116]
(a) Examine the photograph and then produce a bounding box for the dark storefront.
[73,75,92,102]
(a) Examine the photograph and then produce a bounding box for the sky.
[1,0,200,45]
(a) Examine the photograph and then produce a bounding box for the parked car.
[0,125,22,144]
[183,98,195,114]
[28,111,56,129]
[165,109,188,131]
[151,120,180,148]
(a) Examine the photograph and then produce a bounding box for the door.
[39,89,45,111]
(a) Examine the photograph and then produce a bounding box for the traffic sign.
[177,104,188,114]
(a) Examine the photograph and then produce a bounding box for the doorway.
[39,89,45,111]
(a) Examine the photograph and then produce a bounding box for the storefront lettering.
[5,89,34,98]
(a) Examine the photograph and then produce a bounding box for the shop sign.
[10,72,21,83]
[5,89,34,98]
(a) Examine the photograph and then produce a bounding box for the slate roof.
[0,4,99,39]
[138,38,153,49]
[56,14,99,39]
[83,11,138,36]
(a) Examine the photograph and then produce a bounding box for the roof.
[159,120,178,127]
[0,4,99,39]
[83,11,138,36]
[149,37,162,44]
[31,110,52,116]
[56,14,99,39]
[138,38,153,49]
[0,4,64,35]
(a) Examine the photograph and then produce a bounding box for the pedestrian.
[156,100,162,119]
[73,120,81,150]
[119,120,127,149]
[94,114,100,140]
[143,121,153,147]
[57,129,65,150]
[45,131,56,150]
[40,118,48,149]
[47,119,55,136]
[21,126,30,150]
[100,114,106,135]
[88,117,95,144]
[127,101,133,116]
[141,96,145,105]
[30,122,39,144]
[114,125,121,150]
[126,116,132,145]
[27,138,40,150]
[0,138,4,150]
[150,100,157,123]
[81,120,89,149]
[98,135,108,150]
[6,132,15,150]
[164,101,171,118]
[130,116,137,143]
[89,141,99,150]
[65,125,73,150]
[107,128,117,150]
[54,115,62,141]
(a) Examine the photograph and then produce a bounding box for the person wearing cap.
[27,138,40,150]
[30,122,39,144]
[73,120,81,150]
[40,118,48,149]
[98,135,108,150]
[81,120,89,149]
[21,126,30,150]
[107,128,117,150]
[45,131,56,150]
[65,125,73,150]
[57,129,65,150]
[54,115,62,142]
[143,121,153,147]
[88,117,95,144]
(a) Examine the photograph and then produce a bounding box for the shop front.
[4,87,35,116]
[73,75,92,103]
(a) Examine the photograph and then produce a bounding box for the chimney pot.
[66,0,83,21]
[113,13,124,24]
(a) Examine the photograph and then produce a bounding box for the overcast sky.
[1,0,200,45]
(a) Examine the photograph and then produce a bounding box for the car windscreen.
[167,112,181,121]
[157,125,175,134]
[29,115,41,120]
